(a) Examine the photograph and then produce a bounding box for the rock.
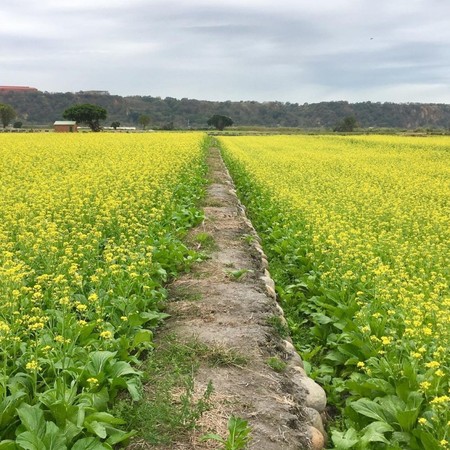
[283,339,297,354]
[266,284,277,300]
[283,339,307,366]
[303,407,326,436]
[308,426,325,450]
[275,303,284,316]
[286,352,304,369]
[261,256,269,270]
[301,377,327,412]
[260,275,275,291]
[289,365,307,377]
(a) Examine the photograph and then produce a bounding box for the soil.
[136,146,324,449]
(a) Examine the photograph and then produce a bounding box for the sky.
[2,0,450,103]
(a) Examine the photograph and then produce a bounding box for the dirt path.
[154,146,327,449]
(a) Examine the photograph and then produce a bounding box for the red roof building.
[0,86,38,92]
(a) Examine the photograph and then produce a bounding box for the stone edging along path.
[160,146,328,449]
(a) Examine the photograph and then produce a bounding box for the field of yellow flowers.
[219,135,450,449]
[0,133,207,448]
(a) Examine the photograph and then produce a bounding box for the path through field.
[134,145,327,449]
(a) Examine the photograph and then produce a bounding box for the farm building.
[0,85,39,92]
[54,121,77,132]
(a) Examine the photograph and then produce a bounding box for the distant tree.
[0,103,16,128]
[13,121,23,129]
[207,114,233,131]
[334,115,358,132]
[162,121,174,130]
[63,104,107,132]
[138,114,151,129]
[111,121,120,130]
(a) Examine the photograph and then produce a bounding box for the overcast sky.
[2,0,450,103]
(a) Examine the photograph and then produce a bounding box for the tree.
[0,103,16,128]
[138,114,151,130]
[63,104,107,132]
[13,121,23,129]
[111,121,120,130]
[334,115,358,132]
[207,114,233,131]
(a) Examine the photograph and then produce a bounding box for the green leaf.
[0,441,19,449]
[108,361,139,379]
[43,421,67,450]
[361,421,393,444]
[200,433,225,443]
[105,430,136,446]
[378,395,405,422]
[85,412,124,426]
[16,404,45,438]
[397,408,421,431]
[71,437,112,450]
[78,388,110,410]
[413,429,440,450]
[0,392,27,428]
[62,420,82,443]
[131,330,153,349]
[331,428,359,449]
[15,432,46,450]
[126,378,141,402]
[350,398,388,422]
[85,421,107,439]
[86,351,116,375]
[128,311,167,327]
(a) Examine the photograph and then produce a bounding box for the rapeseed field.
[0,133,206,448]
[220,135,449,449]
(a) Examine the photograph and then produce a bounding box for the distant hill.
[2,90,450,130]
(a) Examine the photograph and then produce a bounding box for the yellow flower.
[100,330,113,339]
[26,360,41,371]
[88,293,99,303]
[425,361,440,369]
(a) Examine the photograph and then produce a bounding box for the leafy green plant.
[201,416,252,450]
[219,137,450,449]
[225,268,253,281]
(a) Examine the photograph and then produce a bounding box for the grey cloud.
[2,0,450,102]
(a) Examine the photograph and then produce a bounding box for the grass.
[266,315,290,339]
[203,198,227,207]
[170,284,203,302]
[112,335,213,445]
[192,231,218,251]
[113,336,248,446]
[266,356,287,373]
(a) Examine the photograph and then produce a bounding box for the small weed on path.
[225,268,253,281]
[266,356,287,373]
[113,335,213,446]
[201,416,252,450]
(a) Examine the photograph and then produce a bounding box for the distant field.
[0,133,206,447]
[219,135,450,449]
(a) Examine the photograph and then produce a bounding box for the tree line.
[2,90,450,130]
